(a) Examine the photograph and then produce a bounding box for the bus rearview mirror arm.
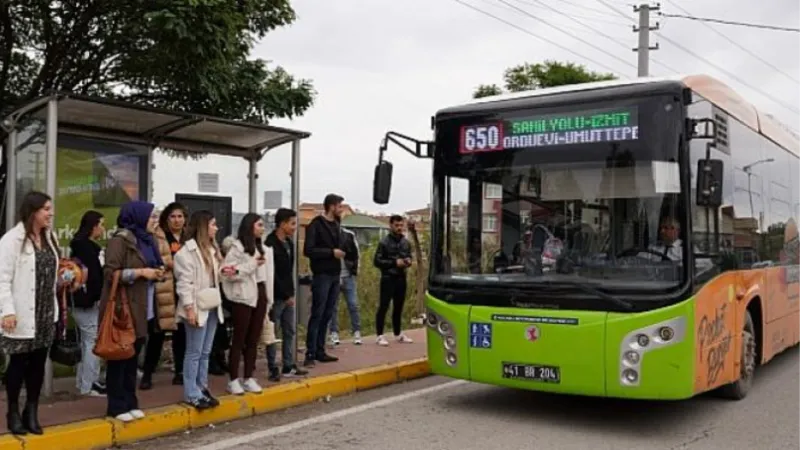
[373,131,435,204]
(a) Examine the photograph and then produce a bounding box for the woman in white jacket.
[221,213,274,395]
[173,211,232,410]
[0,191,61,435]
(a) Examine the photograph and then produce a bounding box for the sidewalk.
[0,328,427,437]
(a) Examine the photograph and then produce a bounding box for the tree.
[473,60,616,99]
[0,0,314,126]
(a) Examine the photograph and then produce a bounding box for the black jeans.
[4,346,48,408]
[305,273,340,360]
[142,321,186,376]
[376,276,407,336]
[106,337,145,417]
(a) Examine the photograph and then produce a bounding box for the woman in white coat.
[173,210,232,410]
[221,213,274,395]
[0,191,61,435]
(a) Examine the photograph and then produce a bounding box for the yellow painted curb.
[20,419,112,450]
[188,395,252,429]
[304,372,357,401]
[397,358,430,380]
[249,381,310,415]
[112,404,190,446]
[0,435,21,450]
[2,358,432,450]
[350,363,400,390]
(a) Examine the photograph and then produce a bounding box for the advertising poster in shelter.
[53,136,146,250]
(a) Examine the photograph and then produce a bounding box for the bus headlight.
[426,311,439,328]
[438,320,451,335]
[658,327,675,342]
[446,352,458,366]
[444,335,457,350]
[619,316,687,388]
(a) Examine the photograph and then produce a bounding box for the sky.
[151,0,800,215]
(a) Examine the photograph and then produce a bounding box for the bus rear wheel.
[719,310,757,400]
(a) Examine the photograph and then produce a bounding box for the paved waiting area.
[0,328,426,434]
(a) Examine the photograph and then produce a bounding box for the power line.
[595,0,800,116]
[660,1,799,84]
[494,0,638,72]
[453,0,630,78]
[511,0,678,76]
[660,13,800,33]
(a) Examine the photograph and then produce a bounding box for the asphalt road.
[125,349,799,450]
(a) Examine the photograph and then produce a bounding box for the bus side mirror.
[373,160,393,204]
[696,159,724,208]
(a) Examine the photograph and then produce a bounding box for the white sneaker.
[353,331,362,345]
[115,412,135,422]
[396,333,414,344]
[330,332,340,346]
[376,335,389,346]
[242,377,262,393]
[129,409,145,419]
[227,379,245,395]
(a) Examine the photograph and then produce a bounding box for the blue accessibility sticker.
[469,322,492,349]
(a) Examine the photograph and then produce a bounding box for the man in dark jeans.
[303,194,347,366]
[373,215,414,346]
[265,208,309,381]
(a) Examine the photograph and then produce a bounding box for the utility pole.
[633,3,660,77]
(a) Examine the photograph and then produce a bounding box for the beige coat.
[173,239,225,328]
[152,227,177,331]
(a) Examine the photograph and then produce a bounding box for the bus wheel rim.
[741,329,756,382]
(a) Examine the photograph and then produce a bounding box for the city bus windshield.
[430,94,696,295]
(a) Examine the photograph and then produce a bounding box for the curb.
[0,358,431,450]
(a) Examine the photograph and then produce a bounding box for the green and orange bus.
[374,74,799,400]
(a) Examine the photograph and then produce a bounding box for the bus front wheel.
[719,310,757,400]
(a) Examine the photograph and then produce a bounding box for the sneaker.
[303,359,316,368]
[202,389,219,407]
[316,353,339,363]
[396,333,414,344]
[227,379,245,395]
[377,335,389,346]
[242,377,263,393]
[92,382,107,395]
[330,332,340,346]
[186,397,212,410]
[129,409,145,419]
[83,389,104,398]
[115,412,135,422]
[353,331,362,345]
[282,365,309,377]
[268,367,281,382]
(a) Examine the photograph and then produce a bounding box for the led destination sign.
[459,106,639,154]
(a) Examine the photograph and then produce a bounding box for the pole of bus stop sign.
[290,139,301,362]
[43,98,58,397]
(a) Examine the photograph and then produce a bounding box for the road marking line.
[193,380,466,450]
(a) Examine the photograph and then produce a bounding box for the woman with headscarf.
[98,201,164,422]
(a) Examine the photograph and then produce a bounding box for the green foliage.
[0,0,315,157]
[473,60,617,99]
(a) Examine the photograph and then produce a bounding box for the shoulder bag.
[93,270,136,360]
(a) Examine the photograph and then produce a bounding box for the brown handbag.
[93,270,136,360]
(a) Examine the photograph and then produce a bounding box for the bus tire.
[719,310,757,400]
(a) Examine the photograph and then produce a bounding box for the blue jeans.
[330,275,361,334]
[72,305,102,394]
[305,273,340,360]
[267,300,296,370]
[183,310,219,402]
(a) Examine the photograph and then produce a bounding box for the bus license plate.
[502,363,560,383]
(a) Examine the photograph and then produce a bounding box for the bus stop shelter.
[1,93,311,396]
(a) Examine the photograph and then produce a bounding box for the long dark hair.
[182,210,218,268]
[159,202,187,233]
[237,213,264,257]
[18,191,55,252]
[74,210,104,240]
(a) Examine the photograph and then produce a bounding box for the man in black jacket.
[373,215,414,346]
[265,208,309,381]
[328,227,362,346]
[302,194,346,365]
